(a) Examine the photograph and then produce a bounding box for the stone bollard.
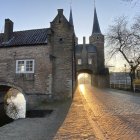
[4,88,26,120]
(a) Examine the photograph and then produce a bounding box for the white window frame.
[88,58,92,65]
[16,59,35,73]
[78,59,82,65]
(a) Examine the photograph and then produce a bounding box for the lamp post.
[129,60,134,90]
[124,64,127,89]
[107,65,115,88]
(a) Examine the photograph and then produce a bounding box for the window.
[88,58,92,64]
[59,38,63,43]
[16,60,34,73]
[78,59,82,65]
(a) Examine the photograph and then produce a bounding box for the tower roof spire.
[94,0,95,9]
[92,3,101,35]
[69,7,74,26]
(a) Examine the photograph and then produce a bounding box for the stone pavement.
[81,85,140,140]
[54,88,98,140]
[0,87,98,140]
[0,99,72,140]
[1,85,140,140]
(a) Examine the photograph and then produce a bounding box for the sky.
[0,0,139,71]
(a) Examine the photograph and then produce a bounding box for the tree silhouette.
[106,16,140,90]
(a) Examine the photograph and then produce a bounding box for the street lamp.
[129,60,134,90]
[107,65,115,88]
[124,64,127,89]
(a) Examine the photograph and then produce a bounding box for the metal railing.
[110,80,131,90]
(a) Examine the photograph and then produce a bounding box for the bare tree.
[106,16,140,90]
[122,0,139,4]
[123,0,135,1]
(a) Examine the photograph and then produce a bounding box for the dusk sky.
[0,0,139,70]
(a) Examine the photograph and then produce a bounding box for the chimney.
[4,19,13,42]
[83,36,86,45]
[58,9,63,15]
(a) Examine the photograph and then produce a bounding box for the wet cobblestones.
[82,85,140,140]
[54,88,97,140]
[54,85,140,140]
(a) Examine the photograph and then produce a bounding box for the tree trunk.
[129,67,136,91]
[130,72,133,91]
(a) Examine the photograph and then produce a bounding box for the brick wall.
[50,9,75,99]
[0,45,52,95]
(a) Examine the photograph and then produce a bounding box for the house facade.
[0,9,75,107]
[0,8,109,107]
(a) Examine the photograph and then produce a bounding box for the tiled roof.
[0,28,48,47]
[87,45,97,53]
[75,44,96,54]
[75,45,82,54]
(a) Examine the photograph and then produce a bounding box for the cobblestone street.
[54,85,140,140]
[1,85,140,140]
[54,88,97,140]
[80,85,140,140]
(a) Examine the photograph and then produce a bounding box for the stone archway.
[0,83,26,120]
[77,73,92,85]
[0,82,24,93]
[77,69,93,85]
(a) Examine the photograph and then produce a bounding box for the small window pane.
[88,58,92,64]
[26,60,33,72]
[78,59,82,65]
[17,61,25,73]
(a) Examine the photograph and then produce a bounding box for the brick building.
[0,8,109,107]
[0,9,75,107]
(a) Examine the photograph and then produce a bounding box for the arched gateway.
[0,82,24,93]
[75,6,109,88]
[0,82,26,119]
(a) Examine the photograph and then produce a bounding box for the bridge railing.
[110,79,140,92]
[110,79,131,90]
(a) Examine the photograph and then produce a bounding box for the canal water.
[0,103,13,127]
[0,102,53,127]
